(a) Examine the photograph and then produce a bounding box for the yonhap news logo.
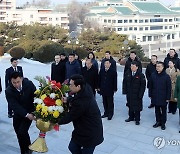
[153,137,180,149]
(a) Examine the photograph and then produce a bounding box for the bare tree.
[67,0,89,32]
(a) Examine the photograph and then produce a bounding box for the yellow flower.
[41,94,47,100]
[53,111,60,118]
[34,89,41,95]
[56,99,62,106]
[36,104,42,111]
[42,106,48,113]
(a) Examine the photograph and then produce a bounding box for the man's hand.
[62,97,67,103]
[175,98,177,101]
[26,113,36,120]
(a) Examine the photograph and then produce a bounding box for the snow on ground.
[0,54,180,154]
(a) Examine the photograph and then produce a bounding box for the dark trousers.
[68,139,95,154]
[155,105,167,125]
[168,101,177,113]
[102,95,114,117]
[8,102,13,115]
[129,108,140,122]
[13,117,32,154]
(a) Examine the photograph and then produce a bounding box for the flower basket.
[29,76,69,153]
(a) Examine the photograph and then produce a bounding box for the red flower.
[44,97,56,106]
[50,80,61,89]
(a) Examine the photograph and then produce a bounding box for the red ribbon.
[39,132,46,138]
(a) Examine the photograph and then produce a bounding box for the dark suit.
[5,78,36,154]
[123,70,146,121]
[5,66,23,88]
[98,68,117,117]
[5,66,23,116]
[51,58,67,83]
[58,84,103,153]
[82,65,98,95]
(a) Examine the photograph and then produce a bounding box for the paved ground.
[0,56,180,154]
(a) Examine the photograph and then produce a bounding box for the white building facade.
[86,0,180,50]
[0,0,69,29]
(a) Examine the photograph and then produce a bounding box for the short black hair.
[10,57,17,63]
[69,53,75,57]
[130,51,136,55]
[105,51,111,54]
[152,55,157,59]
[131,61,138,67]
[10,72,22,80]
[60,53,66,56]
[104,59,111,63]
[156,61,164,67]
[70,74,85,88]
[170,48,176,52]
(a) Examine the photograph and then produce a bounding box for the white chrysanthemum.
[57,106,64,113]
[50,93,56,99]
[34,98,43,104]
[48,106,53,112]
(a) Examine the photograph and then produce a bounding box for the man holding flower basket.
[58,74,104,154]
[5,72,36,154]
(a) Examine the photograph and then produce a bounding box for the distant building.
[0,0,69,29]
[86,0,180,47]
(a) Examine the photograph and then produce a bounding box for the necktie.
[14,67,17,72]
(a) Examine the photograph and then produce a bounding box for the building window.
[169,19,173,22]
[0,17,5,20]
[150,18,163,22]
[134,20,137,23]
[167,34,170,40]
[172,34,174,39]
[30,15,33,18]
[165,26,168,29]
[124,20,128,23]
[169,26,172,29]
[145,19,148,23]
[104,19,107,23]
[129,19,132,23]
[112,28,116,31]
[129,27,133,31]
[124,27,128,31]
[108,20,111,23]
[164,19,168,22]
[143,36,146,42]
[150,26,163,30]
[49,18,52,21]
[118,20,122,23]
[56,18,59,21]
[139,27,143,31]
[148,36,152,41]
[139,19,143,23]
[118,27,122,31]
[112,20,116,23]
[145,27,148,30]
[134,27,137,31]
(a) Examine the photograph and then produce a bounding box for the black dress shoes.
[125,118,134,122]
[8,114,13,118]
[135,121,140,125]
[107,116,112,120]
[153,122,161,128]
[101,115,108,118]
[161,125,166,130]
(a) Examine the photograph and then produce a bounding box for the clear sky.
[16,0,176,7]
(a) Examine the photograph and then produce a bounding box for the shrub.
[33,42,64,63]
[9,46,25,59]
